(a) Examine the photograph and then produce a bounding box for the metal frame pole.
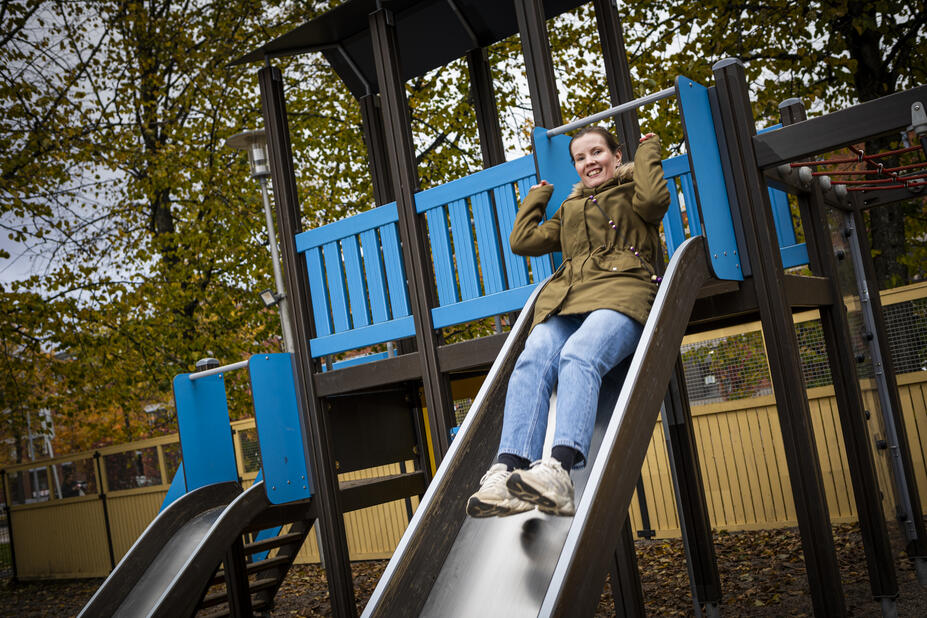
[259,176,296,353]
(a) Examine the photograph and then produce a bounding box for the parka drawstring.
[588,193,663,284]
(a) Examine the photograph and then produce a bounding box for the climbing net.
[789,138,927,193]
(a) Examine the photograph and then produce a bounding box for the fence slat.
[447,198,481,301]
[360,229,389,323]
[323,241,350,333]
[380,222,411,319]
[305,248,332,337]
[426,207,458,307]
[491,184,529,288]
[472,190,505,295]
[341,236,370,328]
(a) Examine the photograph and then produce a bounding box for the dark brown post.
[781,97,900,604]
[513,0,562,128]
[369,8,456,463]
[258,64,357,617]
[359,94,395,206]
[712,58,845,615]
[467,48,506,168]
[592,0,640,152]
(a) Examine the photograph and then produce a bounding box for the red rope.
[790,144,923,167]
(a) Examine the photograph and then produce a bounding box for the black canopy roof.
[233,0,586,98]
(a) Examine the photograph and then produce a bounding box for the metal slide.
[79,480,275,617]
[363,235,714,617]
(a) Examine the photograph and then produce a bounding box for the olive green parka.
[510,136,671,329]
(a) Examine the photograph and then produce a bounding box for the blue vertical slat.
[514,174,557,278]
[662,178,687,257]
[322,241,350,332]
[447,198,481,300]
[360,229,389,323]
[380,222,411,318]
[769,187,797,247]
[426,207,458,306]
[471,190,505,294]
[677,75,742,280]
[172,373,237,492]
[304,248,332,337]
[492,184,529,288]
[680,173,703,236]
[341,236,370,328]
[249,354,313,504]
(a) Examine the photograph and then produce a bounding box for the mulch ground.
[2,524,925,616]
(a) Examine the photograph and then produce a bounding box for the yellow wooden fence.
[4,287,926,579]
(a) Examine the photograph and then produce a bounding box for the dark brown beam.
[712,57,845,615]
[313,353,423,397]
[593,0,640,154]
[437,332,508,373]
[513,0,562,128]
[369,8,456,464]
[359,93,395,206]
[340,471,427,513]
[467,48,506,168]
[259,65,357,618]
[754,85,927,169]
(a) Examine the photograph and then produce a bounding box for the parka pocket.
[592,251,643,274]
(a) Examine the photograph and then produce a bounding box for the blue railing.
[292,77,808,363]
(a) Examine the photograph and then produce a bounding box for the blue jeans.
[497,309,643,468]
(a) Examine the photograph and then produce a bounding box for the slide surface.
[79,480,273,618]
[363,236,714,617]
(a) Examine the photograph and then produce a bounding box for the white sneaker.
[506,457,575,516]
[466,463,535,518]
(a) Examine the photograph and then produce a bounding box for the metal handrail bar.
[188,359,249,380]
[546,86,676,137]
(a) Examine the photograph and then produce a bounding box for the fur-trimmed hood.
[566,162,635,199]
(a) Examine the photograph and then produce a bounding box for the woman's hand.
[530,179,551,191]
[639,132,657,143]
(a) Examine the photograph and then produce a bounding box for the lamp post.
[227,129,296,353]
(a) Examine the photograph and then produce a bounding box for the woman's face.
[571,133,621,189]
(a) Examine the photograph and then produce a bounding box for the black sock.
[551,445,580,472]
[497,453,530,472]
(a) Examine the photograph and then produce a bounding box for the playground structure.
[72,0,927,616]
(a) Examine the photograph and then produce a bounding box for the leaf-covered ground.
[2,524,924,616]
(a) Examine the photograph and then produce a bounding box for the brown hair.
[568,125,622,161]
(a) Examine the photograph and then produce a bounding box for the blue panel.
[360,229,390,324]
[323,241,350,332]
[431,285,539,328]
[679,173,702,236]
[471,190,505,294]
[448,198,480,300]
[305,249,332,338]
[330,350,393,371]
[414,156,535,212]
[380,222,411,318]
[159,463,187,511]
[426,207,458,306]
[492,184,529,288]
[780,243,809,269]
[309,315,417,357]
[295,202,398,251]
[769,187,798,247]
[662,179,687,258]
[677,76,742,280]
[532,127,578,221]
[341,236,370,328]
[172,373,237,492]
[661,154,691,179]
[249,354,313,504]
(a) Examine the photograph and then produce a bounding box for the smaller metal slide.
[79,480,278,617]
[362,235,714,617]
